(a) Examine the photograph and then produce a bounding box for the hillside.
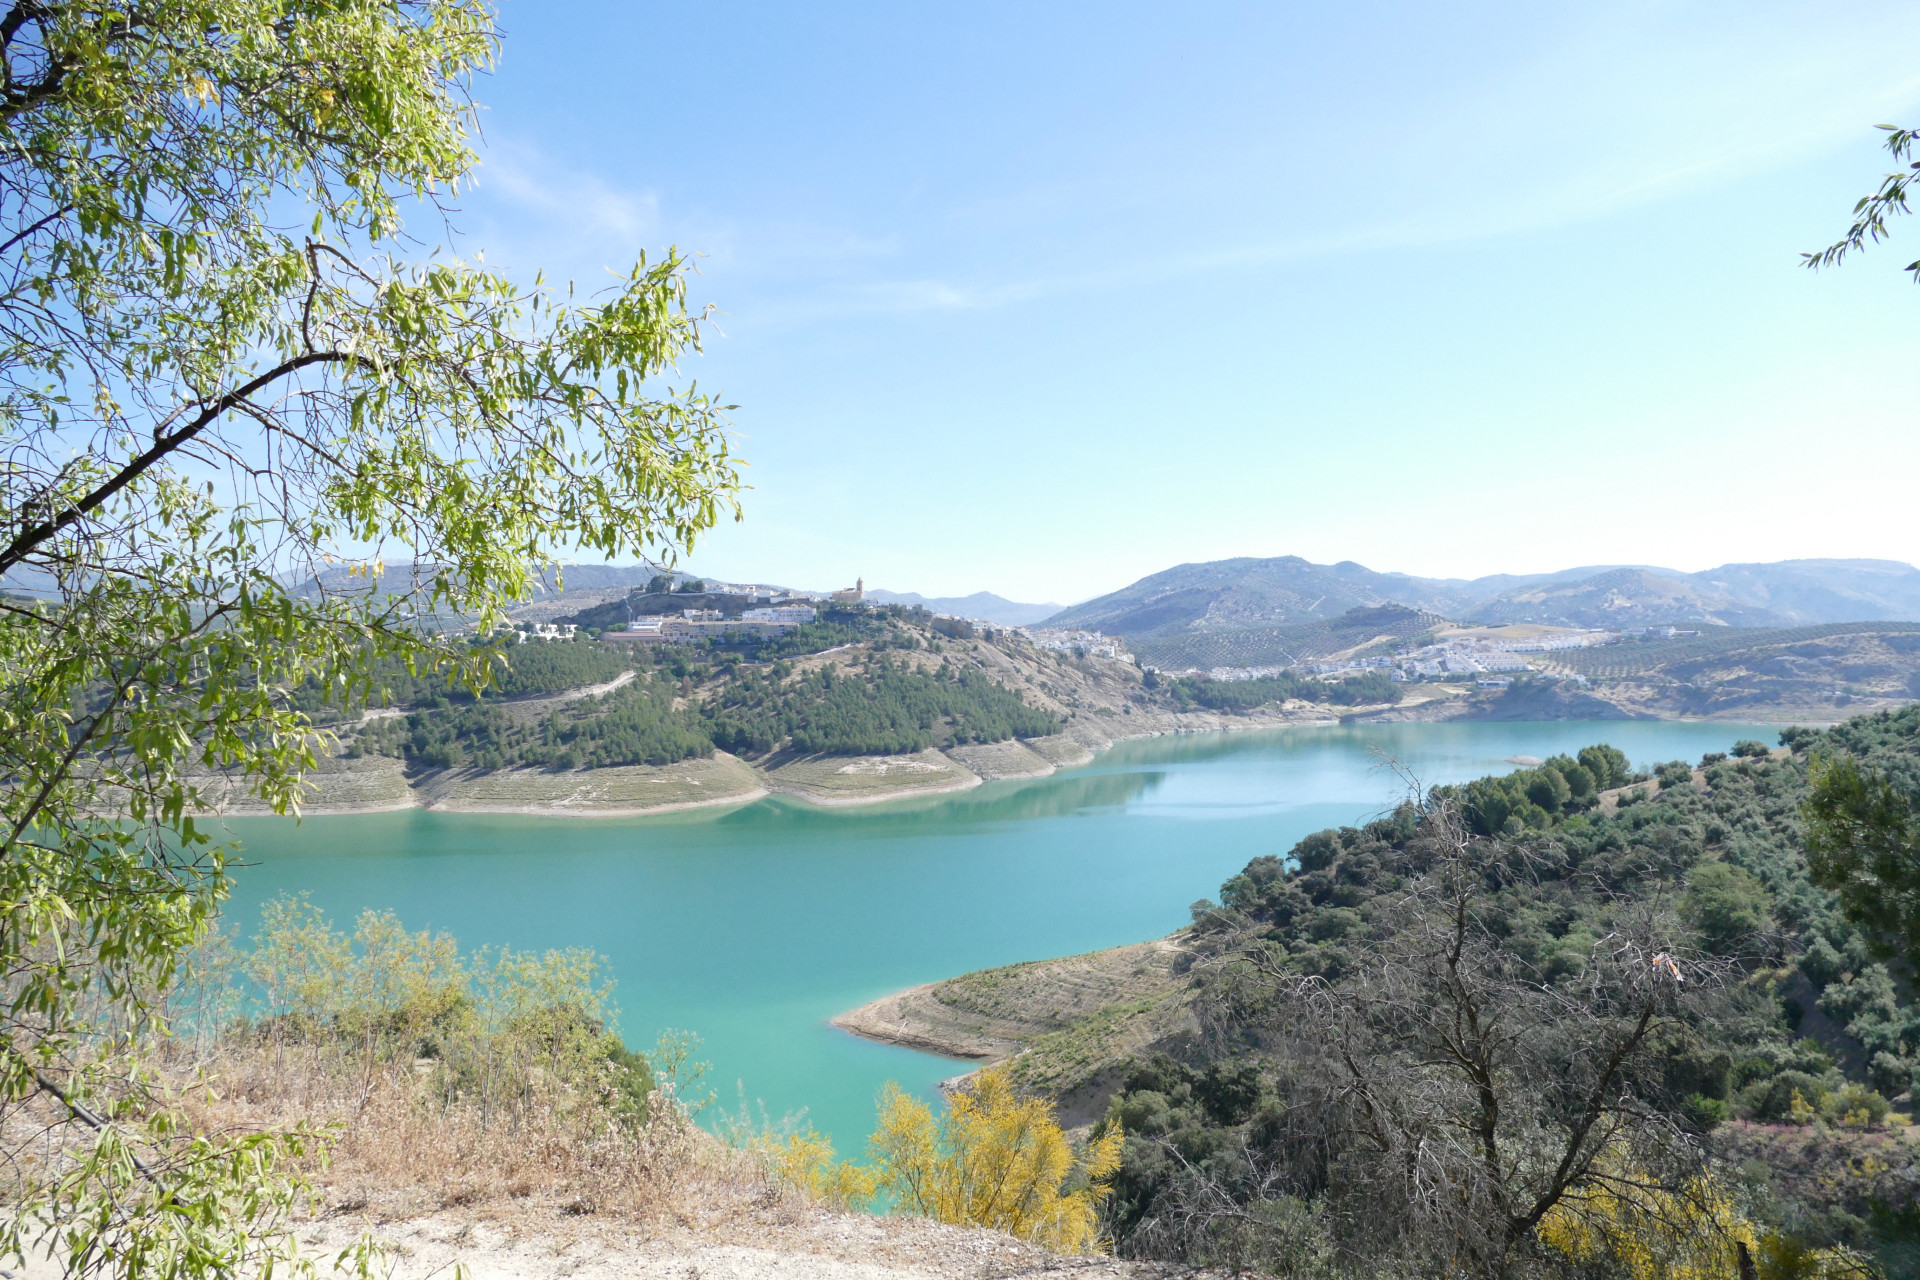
[1050,555,1920,645]
[1041,556,1476,637]
[244,615,1920,818]
[840,711,1920,1275]
[1514,620,1920,721]
[223,596,1920,817]
[1130,603,1444,671]
[1684,558,1920,623]
[1340,623,1920,727]
[1461,560,1920,628]
[235,604,1422,816]
[1458,566,1776,628]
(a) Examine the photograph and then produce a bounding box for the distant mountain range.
[258,563,1067,629]
[866,589,1063,627]
[62,552,1915,654]
[1045,556,1920,642]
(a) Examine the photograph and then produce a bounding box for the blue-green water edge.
[219,720,1769,1146]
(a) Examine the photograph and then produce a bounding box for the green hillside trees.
[707,656,1058,756]
[0,4,740,1274]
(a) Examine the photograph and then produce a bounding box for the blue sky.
[453,1,1920,604]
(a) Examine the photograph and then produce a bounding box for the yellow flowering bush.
[1538,1166,1876,1280]
[868,1066,1123,1253]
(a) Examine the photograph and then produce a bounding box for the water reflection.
[221,719,1771,1147]
[707,768,1168,837]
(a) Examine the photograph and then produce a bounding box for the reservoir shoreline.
[220,718,1785,1147]
[202,694,1847,822]
[203,707,1346,819]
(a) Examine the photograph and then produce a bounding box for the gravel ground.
[296,1209,1157,1280]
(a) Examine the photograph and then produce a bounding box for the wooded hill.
[908,709,1920,1277]
[267,604,1468,814]
[329,608,1067,769]
[307,616,1920,784]
[302,609,1920,778]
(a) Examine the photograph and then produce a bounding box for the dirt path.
[294,1210,1147,1280]
[561,668,637,701]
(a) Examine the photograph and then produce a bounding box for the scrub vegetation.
[730,1064,1123,1255]
[106,902,804,1239]
[830,711,1920,1276]
[159,901,1125,1256]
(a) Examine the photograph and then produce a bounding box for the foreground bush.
[732,1064,1121,1254]
[225,897,658,1133]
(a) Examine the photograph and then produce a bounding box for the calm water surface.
[221,720,1770,1146]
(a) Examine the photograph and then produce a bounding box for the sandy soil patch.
[282,1210,1146,1280]
[943,740,1057,781]
[417,753,767,815]
[766,752,982,806]
[1021,735,1096,768]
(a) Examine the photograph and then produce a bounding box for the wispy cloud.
[451,3,1920,333]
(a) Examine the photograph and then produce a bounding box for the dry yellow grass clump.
[0,901,1136,1280]
[175,1045,755,1229]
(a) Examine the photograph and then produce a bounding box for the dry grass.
[146,1048,1153,1279]
[165,1044,775,1233]
[1,1054,1147,1280]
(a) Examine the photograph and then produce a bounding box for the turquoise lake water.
[218,719,1771,1148]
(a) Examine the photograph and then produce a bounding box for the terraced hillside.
[1131,604,1443,670]
[1532,621,1920,719]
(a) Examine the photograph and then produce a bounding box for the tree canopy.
[0,4,740,1276]
[1806,123,1920,277]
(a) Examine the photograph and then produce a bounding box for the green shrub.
[1655,760,1695,789]
[1682,1093,1732,1130]
[239,897,665,1130]
[1818,1082,1892,1129]
[1741,1070,1833,1123]
[1682,861,1775,955]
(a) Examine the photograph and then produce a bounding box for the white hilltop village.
[511,571,1683,692]
[1174,624,1694,690]
[505,572,1142,657]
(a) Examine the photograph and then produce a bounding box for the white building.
[743,605,817,624]
[1024,628,1130,659]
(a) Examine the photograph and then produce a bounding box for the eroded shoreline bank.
[200,693,1846,822]
[197,706,1341,820]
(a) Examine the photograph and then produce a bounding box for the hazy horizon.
[619,551,1920,612]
